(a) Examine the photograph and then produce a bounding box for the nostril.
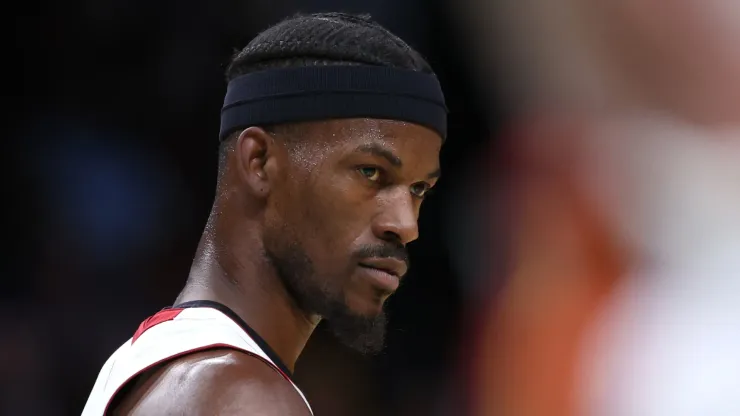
[382,230,402,245]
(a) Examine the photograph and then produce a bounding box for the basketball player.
[459,0,740,414]
[81,12,446,416]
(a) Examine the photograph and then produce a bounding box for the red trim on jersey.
[132,308,184,344]
[102,344,293,416]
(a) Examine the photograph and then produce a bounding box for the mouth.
[358,264,398,277]
[358,257,407,279]
[357,264,401,293]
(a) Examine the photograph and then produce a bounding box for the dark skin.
[112,118,442,415]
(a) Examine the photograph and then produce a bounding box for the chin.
[349,301,385,319]
[325,299,388,355]
[344,292,386,318]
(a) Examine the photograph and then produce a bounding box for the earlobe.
[235,127,273,198]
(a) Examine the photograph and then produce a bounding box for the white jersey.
[576,118,740,416]
[81,300,313,415]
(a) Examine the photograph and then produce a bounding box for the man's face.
[262,118,442,353]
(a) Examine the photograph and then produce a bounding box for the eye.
[358,166,381,182]
[410,182,432,199]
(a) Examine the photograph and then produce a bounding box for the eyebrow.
[354,143,402,167]
[353,143,441,180]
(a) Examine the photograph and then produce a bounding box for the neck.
[176,223,318,373]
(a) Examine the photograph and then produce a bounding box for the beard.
[263,236,388,355]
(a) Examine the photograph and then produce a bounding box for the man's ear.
[235,126,275,199]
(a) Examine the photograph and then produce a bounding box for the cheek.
[292,179,368,272]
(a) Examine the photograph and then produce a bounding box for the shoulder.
[114,348,311,416]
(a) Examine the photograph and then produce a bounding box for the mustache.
[355,243,410,268]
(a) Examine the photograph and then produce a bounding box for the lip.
[357,265,401,292]
[358,257,408,278]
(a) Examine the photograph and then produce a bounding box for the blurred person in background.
[81,12,447,416]
[455,0,740,415]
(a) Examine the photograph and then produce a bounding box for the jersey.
[575,118,740,416]
[81,300,313,415]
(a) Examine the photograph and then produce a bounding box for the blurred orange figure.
[460,0,740,413]
[468,116,626,416]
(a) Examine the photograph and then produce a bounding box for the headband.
[219,65,448,141]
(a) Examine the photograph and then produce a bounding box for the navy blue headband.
[219,65,448,141]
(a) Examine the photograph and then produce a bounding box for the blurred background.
[7,0,740,415]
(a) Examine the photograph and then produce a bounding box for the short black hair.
[217,12,434,179]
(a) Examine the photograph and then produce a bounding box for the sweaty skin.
[110,119,442,415]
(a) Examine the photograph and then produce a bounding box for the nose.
[371,187,420,245]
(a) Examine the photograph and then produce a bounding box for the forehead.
[312,118,443,157]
